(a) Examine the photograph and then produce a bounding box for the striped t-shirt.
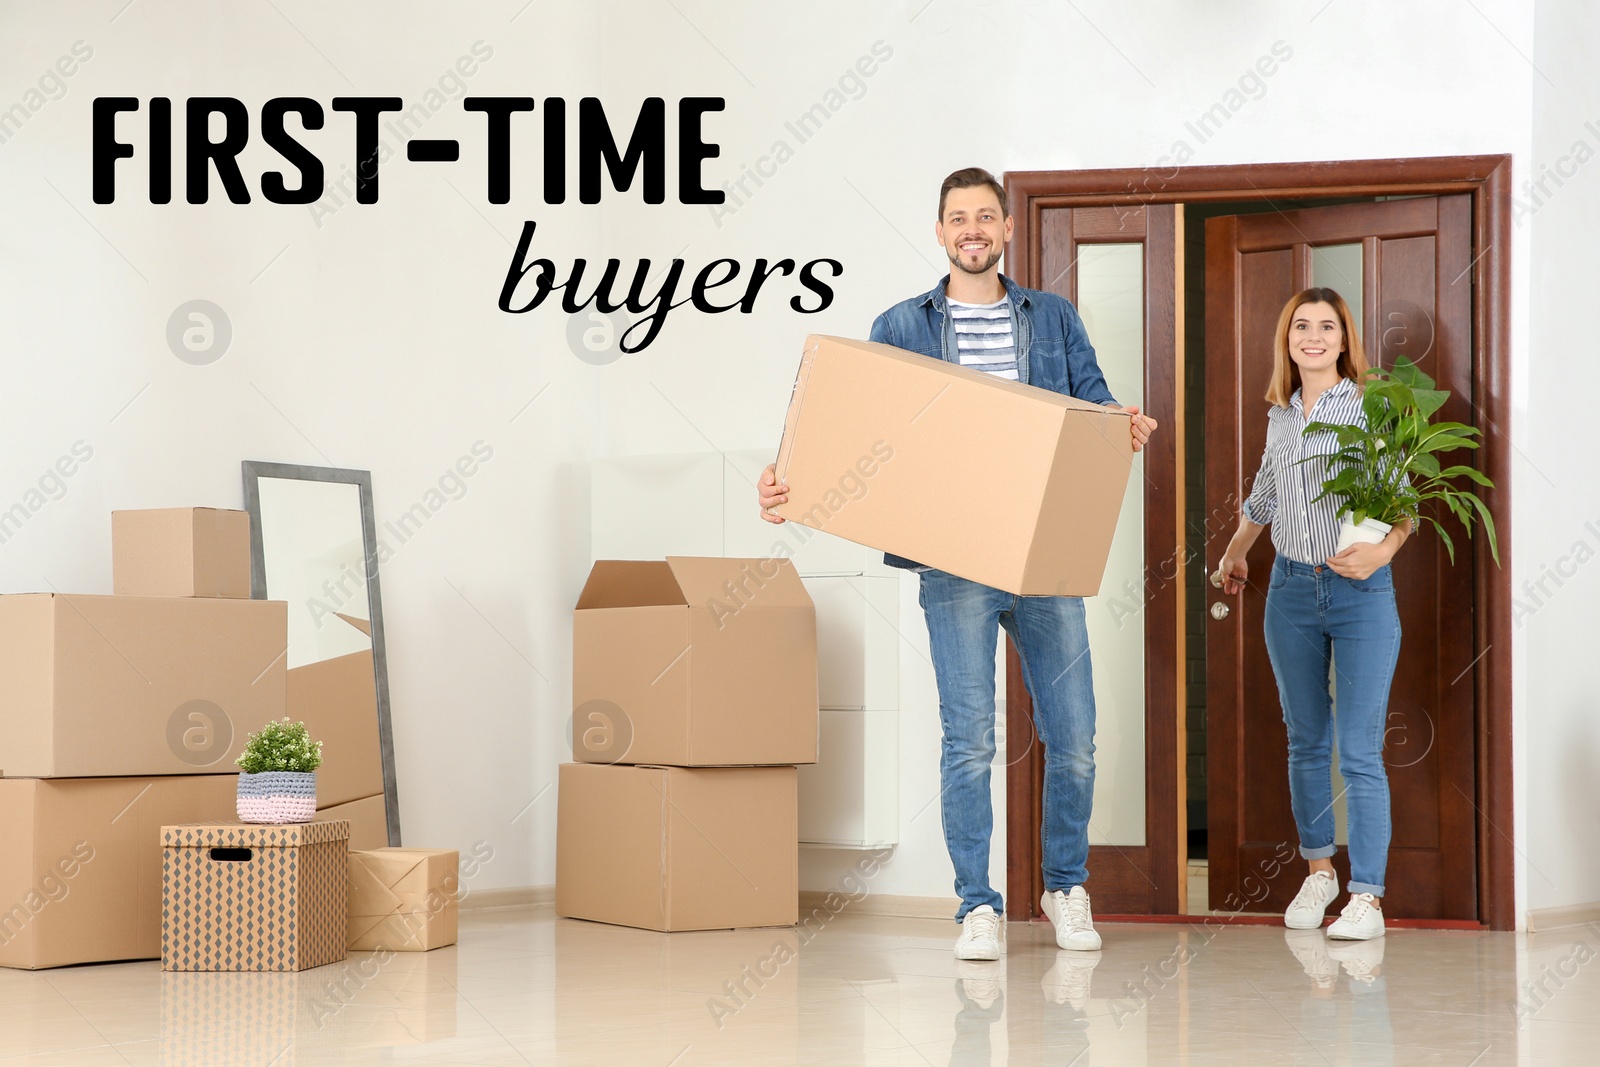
[1241,375,1367,565]
[947,297,1018,380]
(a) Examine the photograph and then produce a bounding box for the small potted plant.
[235,717,323,823]
[1304,355,1499,564]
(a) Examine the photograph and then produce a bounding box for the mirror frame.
[241,460,400,846]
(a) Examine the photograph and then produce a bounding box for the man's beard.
[948,244,1002,276]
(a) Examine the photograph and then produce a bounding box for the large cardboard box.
[772,334,1135,596]
[556,762,797,932]
[0,594,287,778]
[0,775,238,969]
[113,507,252,598]
[161,820,350,971]
[347,848,459,951]
[319,794,390,851]
[288,649,383,809]
[573,557,818,766]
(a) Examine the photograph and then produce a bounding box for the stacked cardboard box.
[557,556,818,931]
[0,509,285,969]
[0,506,379,969]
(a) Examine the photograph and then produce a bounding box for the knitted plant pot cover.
[236,771,318,823]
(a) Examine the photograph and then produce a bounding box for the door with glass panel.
[1005,204,1184,917]
[1204,196,1479,920]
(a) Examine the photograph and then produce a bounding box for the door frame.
[1002,155,1515,931]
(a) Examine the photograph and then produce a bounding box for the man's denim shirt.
[867,273,1119,573]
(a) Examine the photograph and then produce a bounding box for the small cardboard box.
[556,762,797,932]
[347,848,459,952]
[113,508,252,599]
[0,594,287,778]
[773,334,1135,596]
[0,775,238,970]
[161,820,350,972]
[573,557,818,766]
[288,649,382,809]
[318,794,389,851]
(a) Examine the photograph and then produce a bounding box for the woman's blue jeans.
[918,569,1097,920]
[1263,556,1402,897]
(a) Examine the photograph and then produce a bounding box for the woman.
[1215,287,1409,942]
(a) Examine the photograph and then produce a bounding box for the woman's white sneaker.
[1327,893,1386,940]
[955,904,1002,960]
[1284,871,1339,930]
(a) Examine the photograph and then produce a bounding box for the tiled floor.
[2,905,1596,1065]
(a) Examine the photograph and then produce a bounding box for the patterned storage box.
[161,820,350,972]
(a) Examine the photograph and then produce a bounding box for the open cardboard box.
[772,334,1134,596]
[573,557,817,766]
[287,626,383,809]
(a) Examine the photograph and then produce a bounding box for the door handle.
[1210,601,1231,620]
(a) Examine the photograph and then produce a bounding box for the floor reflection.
[3,906,1599,1064]
[157,949,458,1064]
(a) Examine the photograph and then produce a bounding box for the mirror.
[242,461,400,846]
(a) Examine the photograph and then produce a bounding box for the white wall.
[0,1,603,892]
[3,0,1574,922]
[1524,0,1600,919]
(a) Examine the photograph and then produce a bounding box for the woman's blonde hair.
[1266,287,1369,407]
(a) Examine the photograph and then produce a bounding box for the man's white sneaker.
[1327,893,1386,941]
[1284,871,1339,930]
[955,904,1002,960]
[1041,886,1102,951]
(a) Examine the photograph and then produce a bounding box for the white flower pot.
[1336,516,1393,555]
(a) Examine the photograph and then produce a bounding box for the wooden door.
[1006,202,1185,917]
[1204,195,1479,919]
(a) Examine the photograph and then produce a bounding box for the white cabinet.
[797,709,899,849]
[800,574,901,847]
[803,575,900,711]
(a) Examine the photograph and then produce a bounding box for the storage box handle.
[208,847,253,862]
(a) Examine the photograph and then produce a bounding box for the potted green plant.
[1304,355,1499,564]
[235,717,323,823]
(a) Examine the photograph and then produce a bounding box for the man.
[759,167,1155,960]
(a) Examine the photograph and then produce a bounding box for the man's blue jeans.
[918,569,1097,920]
[1263,556,1402,897]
